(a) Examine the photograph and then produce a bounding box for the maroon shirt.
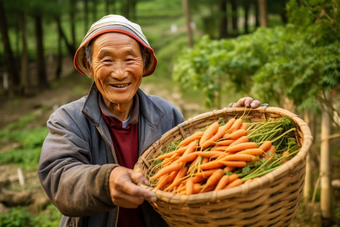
[99,94,145,227]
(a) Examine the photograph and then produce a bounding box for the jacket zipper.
[95,125,119,227]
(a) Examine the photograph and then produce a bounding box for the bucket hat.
[74,14,157,76]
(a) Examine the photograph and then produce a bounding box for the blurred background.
[0,0,339,226]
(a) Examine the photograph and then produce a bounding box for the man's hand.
[228,97,261,108]
[109,166,157,208]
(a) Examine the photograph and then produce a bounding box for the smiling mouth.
[112,84,130,88]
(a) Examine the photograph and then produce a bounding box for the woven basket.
[134,107,313,227]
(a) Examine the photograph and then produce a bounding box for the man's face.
[87,33,145,106]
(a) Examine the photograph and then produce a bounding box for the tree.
[0,0,20,95]
[258,0,268,27]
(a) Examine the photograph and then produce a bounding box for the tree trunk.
[130,0,137,21]
[20,11,30,95]
[55,17,63,80]
[219,0,228,38]
[231,0,238,35]
[254,0,260,27]
[92,0,98,21]
[303,110,315,202]
[320,93,333,226]
[105,0,110,15]
[244,0,250,34]
[0,0,20,94]
[258,0,268,27]
[70,0,76,49]
[84,0,89,33]
[34,15,49,88]
[56,16,76,58]
[182,0,193,47]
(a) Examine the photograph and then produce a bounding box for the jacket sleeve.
[38,104,118,217]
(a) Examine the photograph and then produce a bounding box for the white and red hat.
[74,14,157,77]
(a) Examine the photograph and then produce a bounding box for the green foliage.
[0,204,61,227]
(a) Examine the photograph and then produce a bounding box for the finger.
[244,97,254,108]
[111,190,145,208]
[123,178,157,202]
[131,171,149,186]
[251,100,261,108]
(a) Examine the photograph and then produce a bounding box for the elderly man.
[38,15,261,227]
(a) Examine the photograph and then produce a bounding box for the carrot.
[155,146,187,160]
[187,156,201,173]
[164,166,188,191]
[210,146,229,152]
[162,153,180,166]
[258,141,272,152]
[228,173,239,183]
[199,122,220,146]
[240,123,249,130]
[186,179,194,195]
[193,169,218,178]
[179,131,203,147]
[204,118,236,145]
[220,154,256,162]
[222,133,231,139]
[200,140,217,150]
[194,151,226,158]
[223,166,235,173]
[183,141,198,155]
[225,178,243,189]
[176,153,198,164]
[151,162,183,179]
[214,175,230,191]
[193,183,203,194]
[264,145,276,159]
[227,129,247,140]
[238,148,264,156]
[202,157,209,165]
[229,136,249,147]
[281,151,290,163]
[196,160,224,170]
[154,174,171,190]
[200,185,215,193]
[225,142,257,153]
[229,118,243,132]
[216,139,234,146]
[218,160,247,168]
[205,169,225,188]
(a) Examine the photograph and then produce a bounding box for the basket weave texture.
[134,107,313,227]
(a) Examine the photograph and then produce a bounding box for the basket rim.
[136,106,313,204]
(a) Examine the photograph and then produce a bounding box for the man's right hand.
[108,166,157,208]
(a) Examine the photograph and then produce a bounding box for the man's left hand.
[228,97,261,108]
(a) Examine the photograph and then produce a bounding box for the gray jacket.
[38,83,184,227]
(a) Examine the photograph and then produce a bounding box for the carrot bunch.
[148,116,300,195]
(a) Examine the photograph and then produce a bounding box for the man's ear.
[84,57,94,78]
[143,51,150,75]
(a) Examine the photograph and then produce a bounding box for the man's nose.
[111,61,127,79]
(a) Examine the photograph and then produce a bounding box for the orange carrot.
[200,185,215,193]
[179,131,203,147]
[229,118,243,132]
[225,142,257,153]
[193,169,218,178]
[186,179,194,195]
[218,161,247,168]
[203,118,236,146]
[164,166,188,191]
[193,183,202,194]
[188,156,201,173]
[223,166,235,173]
[259,141,272,152]
[281,151,290,163]
[205,169,225,188]
[183,141,198,155]
[151,162,183,179]
[227,129,247,140]
[264,145,277,159]
[220,154,256,162]
[229,136,249,147]
[196,160,224,170]
[154,174,171,190]
[176,153,198,164]
[238,148,264,156]
[214,175,230,191]
[202,157,209,165]
[199,122,220,146]
[225,178,243,189]
[228,173,239,183]
[200,140,217,150]
[155,146,187,160]
[216,139,234,146]
[210,146,229,152]
[194,151,226,158]
[240,123,249,130]
[222,133,231,139]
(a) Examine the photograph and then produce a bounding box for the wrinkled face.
[86,33,146,107]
